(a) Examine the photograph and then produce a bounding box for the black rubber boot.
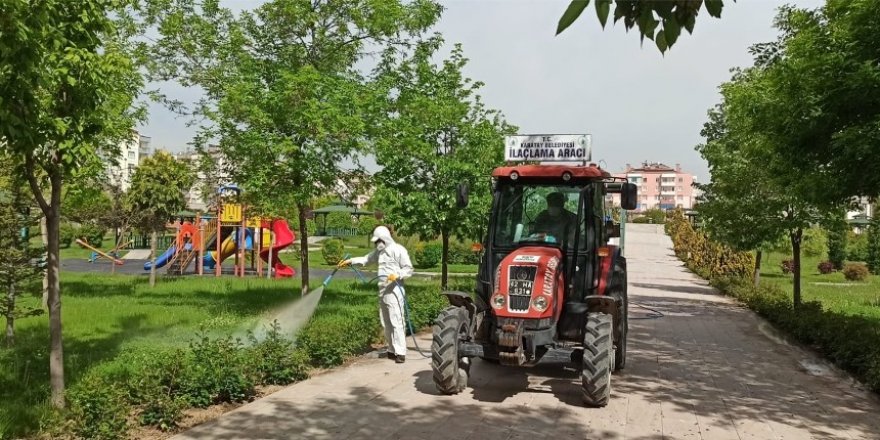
[386,352,396,360]
[395,355,406,364]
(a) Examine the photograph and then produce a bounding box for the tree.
[696,99,823,305]
[371,40,514,287]
[696,106,784,288]
[0,174,44,347]
[825,213,848,271]
[147,0,441,295]
[556,0,733,53]
[0,0,144,407]
[722,2,880,207]
[867,217,880,275]
[126,152,194,287]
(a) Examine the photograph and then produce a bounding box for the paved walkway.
[173,224,880,440]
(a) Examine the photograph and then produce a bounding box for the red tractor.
[432,162,637,406]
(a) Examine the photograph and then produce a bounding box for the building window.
[677,186,682,192]
[128,151,135,161]
[679,177,683,182]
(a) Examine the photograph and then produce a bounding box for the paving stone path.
[173,224,880,440]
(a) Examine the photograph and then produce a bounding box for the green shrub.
[181,334,256,407]
[77,224,106,248]
[298,312,377,368]
[59,223,76,249]
[642,208,666,224]
[412,241,442,269]
[631,216,651,224]
[448,240,481,265]
[817,261,834,275]
[867,218,880,274]
[67,374,131,440]
[842,263,869,282]
[802,227,828,258]
[357,216,380,236]
[139,392,187,432]
[247,321,310,385]
[321,239,345,266]
[847,231,868,262]
[826,225,847,270]
[126,350,190,430]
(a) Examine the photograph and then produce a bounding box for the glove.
[387,273,399,282]
[337,259,351,268]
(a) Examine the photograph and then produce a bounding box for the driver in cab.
[533,192,577,244]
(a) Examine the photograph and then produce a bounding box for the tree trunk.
[46,177,64,409]
[149,230,158,287]
[790,228,803,308]
[753,250,762,288]
[440,229,449,289]
[40,215,48,309]
[298,204,310,296]
[5,283,14,347]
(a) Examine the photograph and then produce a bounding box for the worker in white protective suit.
[339,226,413,363]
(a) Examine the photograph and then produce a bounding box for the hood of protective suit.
[370,225,395,245]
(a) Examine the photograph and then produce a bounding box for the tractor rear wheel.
[432,306,469,395]
[581,312,614,407]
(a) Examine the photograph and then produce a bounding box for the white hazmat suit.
[346,226,413,360]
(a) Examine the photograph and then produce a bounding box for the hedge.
[665,209,754,280]
[56,279,457,439]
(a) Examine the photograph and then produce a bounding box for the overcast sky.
[139,0,824,182]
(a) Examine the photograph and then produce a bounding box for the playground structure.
[143,186,296,278]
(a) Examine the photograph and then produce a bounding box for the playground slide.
[203,228,253,269]
[143,243,192,271]
[259,219,295,278]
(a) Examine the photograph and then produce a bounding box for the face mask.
[548,207,562,216]
[375,242,386,252]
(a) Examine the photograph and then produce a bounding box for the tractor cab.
[432,135,637,407]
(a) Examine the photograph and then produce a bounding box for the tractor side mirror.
[621,182,638,210]
[606,220,620,238]
[456,182,469,208]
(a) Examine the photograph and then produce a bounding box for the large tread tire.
[613,267,628,371]
[581,312,614,407]
[432,306,469,395]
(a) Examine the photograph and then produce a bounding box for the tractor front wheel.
[581,312,614,407]
[432,306,470,395]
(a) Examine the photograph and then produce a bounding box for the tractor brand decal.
[542,257,559,296]
[504,134,592,162]
[512,254,541,263]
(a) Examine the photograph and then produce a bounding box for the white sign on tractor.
[504,134,592,162]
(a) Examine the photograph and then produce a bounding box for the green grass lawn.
[760,251,880,319]
[0,271,458,438]
[1,273,305,436]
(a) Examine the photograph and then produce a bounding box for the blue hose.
[393,279,431,358]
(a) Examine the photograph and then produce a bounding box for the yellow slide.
[204,233,238,269]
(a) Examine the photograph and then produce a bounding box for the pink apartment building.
[609,162,698,213]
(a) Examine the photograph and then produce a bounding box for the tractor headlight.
[491,295,505,309]
[531,295,549,312]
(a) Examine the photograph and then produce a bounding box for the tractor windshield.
[493,183,587,249]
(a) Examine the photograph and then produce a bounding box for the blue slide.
[143,243,192,271]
